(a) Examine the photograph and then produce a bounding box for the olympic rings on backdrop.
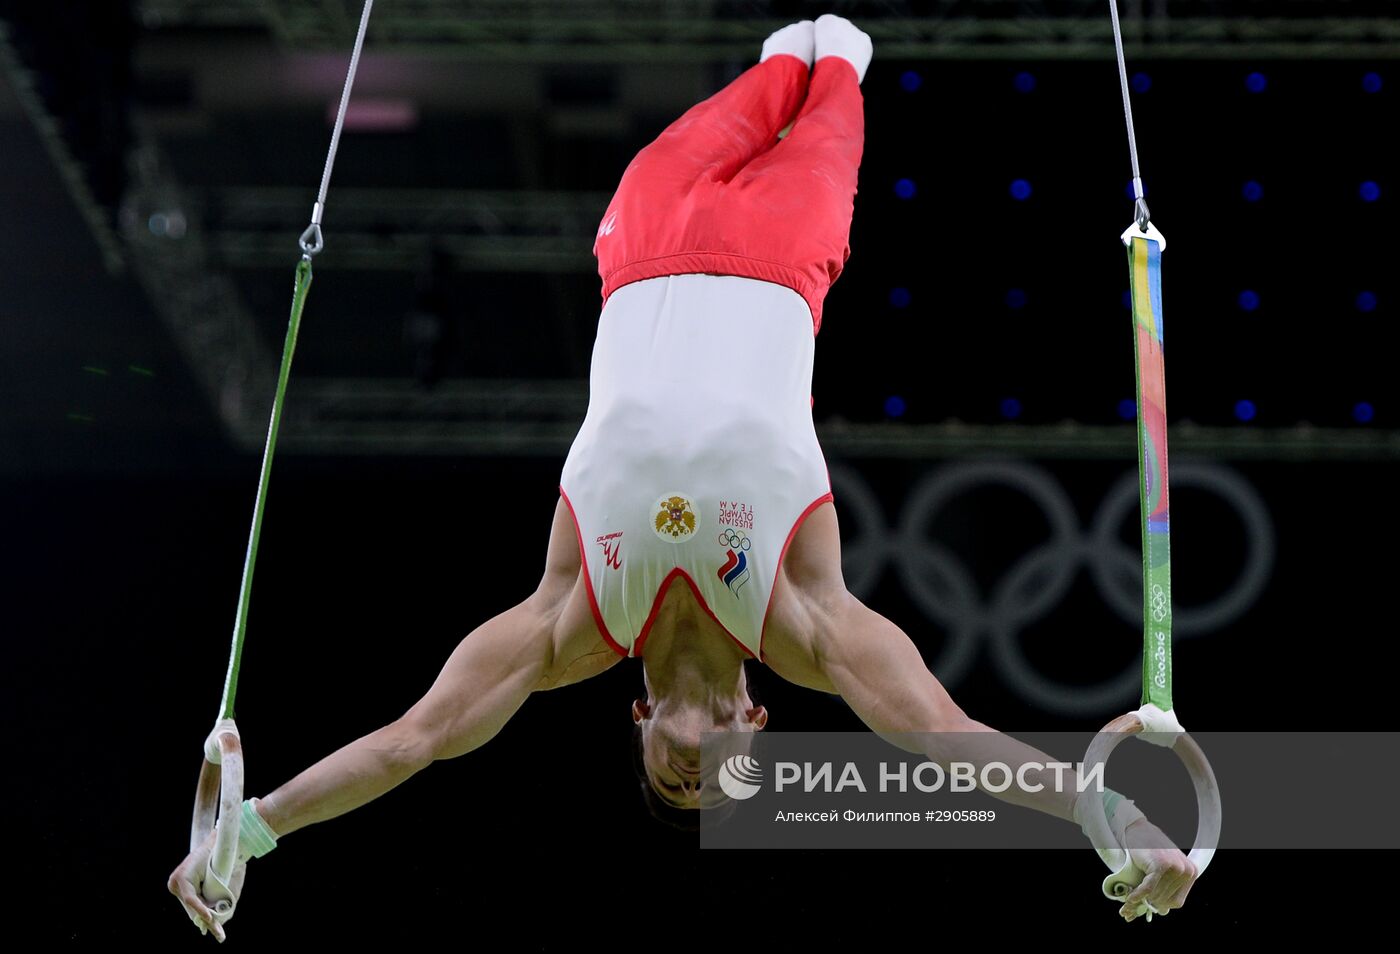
[719,529,752,551]
[829,460,1275,716]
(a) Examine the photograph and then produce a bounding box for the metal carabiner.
[299,200,325,258]
[1121,201,1166,252]
[1134,197,1152,234]
[299,223,324,258]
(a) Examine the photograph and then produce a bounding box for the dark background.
[2,0,1394,944]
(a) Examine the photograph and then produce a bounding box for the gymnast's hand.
[168,828,247,943]
[1119,816,1197,921]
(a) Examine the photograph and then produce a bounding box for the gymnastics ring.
[191,719,244,918]
[1078,708,1221,912]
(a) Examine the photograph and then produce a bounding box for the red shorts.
[592,54,866,334]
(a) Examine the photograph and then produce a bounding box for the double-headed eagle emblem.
[654,494,698,541]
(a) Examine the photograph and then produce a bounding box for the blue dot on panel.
[1238,290,1260,312]
[1361,181,1382,202]
[1132,72,1152,94]
[1010,179,1033,201]
[1000,397,1023,420]
[1117,398,1137,421]
[885,395,907,418]
[889,286,912,309]
[1005,288,1028,310]
[1234,399,1257,422]
[1357,291,1378,313]
[895,178,917,200]
[1122,289,1133,310]
[1354,402,1376,424]
[1246,72,1268,93]
[900,70,923,93]
[1363,72,1384,94]
[1243,180,1264,202]
[1014,71,1037,93]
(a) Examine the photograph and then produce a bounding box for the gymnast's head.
[631,662,767,815]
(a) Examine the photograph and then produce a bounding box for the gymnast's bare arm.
[761,500,1197,920]
[169,497,616,937]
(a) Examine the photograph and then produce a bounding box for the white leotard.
[559,273,832,660]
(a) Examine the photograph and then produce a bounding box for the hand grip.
[1079,711,1222,909]
[191,722,244,917]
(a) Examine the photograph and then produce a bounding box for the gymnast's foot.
[761,20,816,68]
[815,13,873,85]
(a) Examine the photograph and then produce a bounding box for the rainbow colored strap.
[1127,235,1172,713]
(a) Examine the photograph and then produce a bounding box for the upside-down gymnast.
[170,16,1198,938]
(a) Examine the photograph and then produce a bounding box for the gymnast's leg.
[741,16,869,204]
[730,14,870,325]
[615,22,815,192]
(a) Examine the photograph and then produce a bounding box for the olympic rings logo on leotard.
[719,528,752,551]
[828,460,1274,717]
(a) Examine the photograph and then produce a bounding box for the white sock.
[761,20,816,68]
[814,13,873,85]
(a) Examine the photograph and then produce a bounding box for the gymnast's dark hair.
[630,661,761,830]
[632,723,703,832]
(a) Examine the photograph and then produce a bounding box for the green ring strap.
[218,258,313,722]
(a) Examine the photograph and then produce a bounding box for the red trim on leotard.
[633,567,759,661]
[558,487,629,659]
[758,492,835,663]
